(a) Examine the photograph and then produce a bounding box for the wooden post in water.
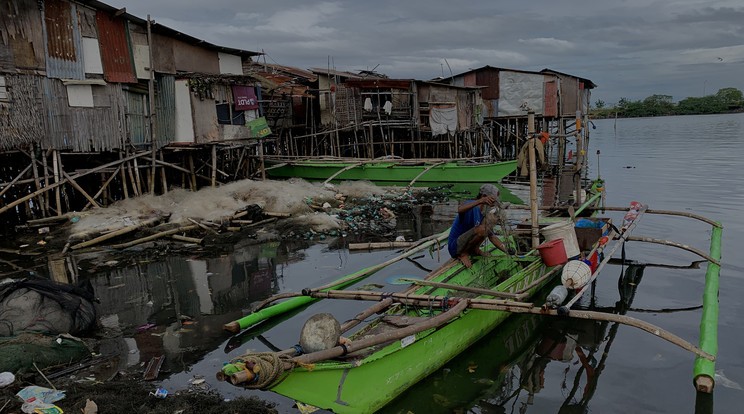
[528,110,539,249]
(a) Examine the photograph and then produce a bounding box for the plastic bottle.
[545,285,568,308]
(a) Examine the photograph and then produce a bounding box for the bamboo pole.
[109,225,199,249]
[406,161,445,189]
[42,149,51,212]
[52,149,62,216]
[83,166,122,210]
[171,234,203,244]
[119,151,129,199]
[694,222,722,392]
[159,151,168,193]
[188,154,197,191]
[29,148,44,217]
[60,170,101,209]
[132,156,143,195]
[348,241,415,250]
[70,216,162,250]
[0,152,150,217]
[527,110,539,248]
[295,300,469,365]
[305,290,713,361]
[0,164,31,198]
[147,15,156,195]
[323,162,362,184]
[625,236,721,266]
[224,232,450,332]
[211,144,217,187]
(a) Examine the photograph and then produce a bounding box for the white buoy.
[561,260,592,289]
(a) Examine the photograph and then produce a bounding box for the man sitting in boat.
[448,183,514,268]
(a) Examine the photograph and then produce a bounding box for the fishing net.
[0,278,97,337]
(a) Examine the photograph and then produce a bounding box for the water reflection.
[91,238,313,377]
[385,263,650,413]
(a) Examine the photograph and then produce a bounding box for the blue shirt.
[448,200,483,257]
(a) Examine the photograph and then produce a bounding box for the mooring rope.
[229,352,315,389]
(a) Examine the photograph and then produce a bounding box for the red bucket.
[537,239,568,266]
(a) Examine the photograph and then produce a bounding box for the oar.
[222,231,449,332]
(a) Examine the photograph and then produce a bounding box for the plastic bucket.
[561,260,592,289]
[541,221,580,258]
[537,239,568,266]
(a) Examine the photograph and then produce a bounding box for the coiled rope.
[229,352,315,389]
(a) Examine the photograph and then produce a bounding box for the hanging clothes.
[517,137,546,176]
[383,100,393,115]
[363,98,373,112]
[430,104,458,136]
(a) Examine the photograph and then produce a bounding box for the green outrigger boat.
[217,180,721,412]
[263,157,518,184]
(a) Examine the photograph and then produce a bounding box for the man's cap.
[479,184,500,199]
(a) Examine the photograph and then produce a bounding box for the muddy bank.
[0,376,278,413]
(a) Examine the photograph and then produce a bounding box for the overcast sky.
[118,0,743,106]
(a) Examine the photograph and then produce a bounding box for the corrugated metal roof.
[43,0,85,80]
[308,68,363,79]
[96,10,136,83]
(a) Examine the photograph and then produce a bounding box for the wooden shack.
[0,0,264,226]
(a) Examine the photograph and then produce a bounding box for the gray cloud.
[119,0,744,105]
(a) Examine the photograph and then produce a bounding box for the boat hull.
[270,256,553,413]
[265,160,518,183]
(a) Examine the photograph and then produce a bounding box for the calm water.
[86,113,744,413]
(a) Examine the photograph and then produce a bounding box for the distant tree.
[716,88,743,108]
[594,99,605,109]
[642,94,674,116]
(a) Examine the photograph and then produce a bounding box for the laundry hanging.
[430,104,458,136]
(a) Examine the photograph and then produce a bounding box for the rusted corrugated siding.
[476,68,499,100]
[0,74,46,149]
[43,0,84,79]
[44,78,127,151]
[0,0,47,71]
[96,10,136,83]
[155,74,176,146]
[544,80,558,117]
[463,72,476,87]
[558,76,578,116]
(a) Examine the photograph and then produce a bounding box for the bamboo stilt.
[52,149,61,216]
[211,144,217,187]
[159,151,168,193]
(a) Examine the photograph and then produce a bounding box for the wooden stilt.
[159,151,168,193]
[42,149,50,213]
[211,144,217,187]
[52,149,62,216]
[132,155,143,195]
[188,153,197,191]
[30,147,45,217]
[84,166,122,210]
[119,152,129,199]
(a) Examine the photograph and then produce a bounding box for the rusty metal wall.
[544,79,558,117]
[476,69,500,100]
[155,74,176,146]
[95,10,136,83]
[0,0,47,71]
[556,75,579,116]
[43,0,84,80]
